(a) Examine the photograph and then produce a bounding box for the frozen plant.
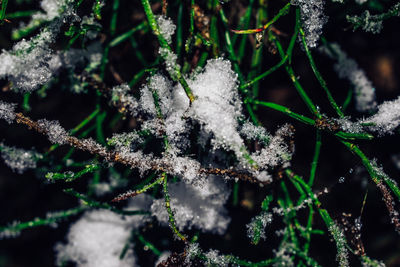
[319,42,377,112]
[0,144,42,174]
[360,96,400,135]
[156,16,176,45]
[329,223,349,267]
[246,212,273,244]
[0,100,16,123]
[1,1,400,266]
[0,0,78,92]
[292,0,328,48]
[37,119,69,145]
[347,3,400,34]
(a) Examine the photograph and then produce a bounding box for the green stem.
[0,0,8,22]
[109,22,147,47]
[45,164,100,182]
[231,3,291,34]
[269,13,321,119]
[0,207,85,237]
[110,0,120,36]
[298,19,344,118]
[341,141,400,201]
[136,233,162,256]
[162,173,187,242]
[253,100,315,125]
[308,130,322,186]
[64,188,150,216]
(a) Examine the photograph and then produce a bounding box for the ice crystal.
[111,84,139,114]
[0,144,42,174]
[273,241,295,267]
[159,47,179,77]
[156,15,176,45]
[335,117,364,134]
[355,0,368,4]
[203,249,228,266]
[0,0,78,92]
[0,33,62,92]
[361,255,386,267]
[0,221,22,240]
[55,210,136,267]
[250,124,294,171]
[240,121,271,145]
[329,223,349,267]
[37,119,69,144]
[293,0,328,48]
[246,212,273,243]
[0,101,16,123]
[361,96,400,135]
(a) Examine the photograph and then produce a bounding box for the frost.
[107,132,144,150]
[0,0,78,92]
[151,176,231,234]
[0,221,21,240]
[361,255,386,267]
[246,212,273,243]
[156,15,176,45]
[335,117,364,134]
[37,119,69,144]
[320,43,376,112]
[250,124,294,171]
[162,152,202,183]
[361,96,400,135]
[329,223,349,267]
[55,195,152,267]
[273,241,295,267]
[240,121,271,145]
[0,33,62,92]
[355,0,368,4]
[292,0,328,48]
[185,244,228,266]
[0,144,42,174]
[155,251,172,266]
[272,198,312,216]
[347,11,383,34]
[0,101,16,124]
[203,249,229,266]
[159,47,180,77]
[111,84,139,114]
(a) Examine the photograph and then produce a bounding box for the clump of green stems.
[1,0,399,266]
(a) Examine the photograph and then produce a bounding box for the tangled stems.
[298,24,344,118]
[1,1,400,265]
[232,2,291,34]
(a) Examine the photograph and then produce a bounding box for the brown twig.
[13,112,268,185]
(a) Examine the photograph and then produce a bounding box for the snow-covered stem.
[7,111,262,184]
[140,0,195,103]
